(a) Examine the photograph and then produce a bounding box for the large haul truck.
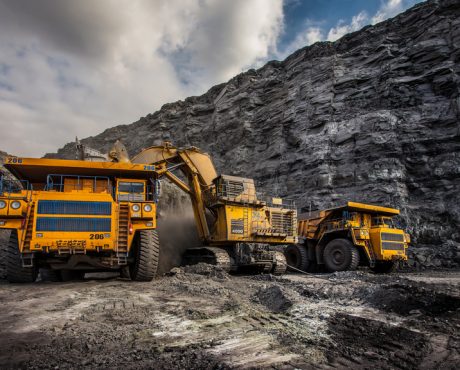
[0,156,161,282]
[285,202,410,273]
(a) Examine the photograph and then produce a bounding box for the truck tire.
[323,238,359,272]
[6,231,38,283]
[40,268,62,282]
[0,231,9,280]
[371,261,397,274]
[284,244,310,272]
[129,230,160,282]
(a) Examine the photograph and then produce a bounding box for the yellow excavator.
[132,142,297,274]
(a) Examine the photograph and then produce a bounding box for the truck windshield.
[372,216,395,228]
[118,182,144,193]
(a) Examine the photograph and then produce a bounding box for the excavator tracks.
[272,251,287,275]
[183,247,233,272]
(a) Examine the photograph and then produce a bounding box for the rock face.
[47,0,459,268]
[0,151,10,279]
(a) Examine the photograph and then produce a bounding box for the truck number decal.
[143,165,155,171]
[231,219,244,234]
[7,157,23,164]
[90,233,105,240]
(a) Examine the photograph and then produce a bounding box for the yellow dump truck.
[0,156,161,282]
[285,202,410,273]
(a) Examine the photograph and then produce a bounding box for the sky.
[0,0,423,156]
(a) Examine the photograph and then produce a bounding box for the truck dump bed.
[298,201,400,239]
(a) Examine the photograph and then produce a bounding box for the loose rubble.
[0,268,458,369]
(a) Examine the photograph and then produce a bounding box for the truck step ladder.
[21,202,35,267]
[243,207,249,237]
[116,203,129,265]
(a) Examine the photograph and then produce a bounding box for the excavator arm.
[131,143,218,242]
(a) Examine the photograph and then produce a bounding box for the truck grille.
[36,217,111,232]
[382,242,405,251]
[381,232,404,242]
[37,201,112,215]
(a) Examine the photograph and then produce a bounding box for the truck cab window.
[118,182,144,193]
[372,216,395,228]
[117,181,145,201]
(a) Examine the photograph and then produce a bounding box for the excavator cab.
[213,175,259,204]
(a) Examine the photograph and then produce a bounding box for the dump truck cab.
[287,202,410,273]
[0,157,160,282]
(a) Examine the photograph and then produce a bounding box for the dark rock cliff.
[46,0,460,268]
[0,151,10,278]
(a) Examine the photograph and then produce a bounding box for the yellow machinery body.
[132,144,297,247]
[132,143,297,273]
[0,157,159,277]
[296,202,410,271]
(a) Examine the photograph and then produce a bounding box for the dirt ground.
[0,267,459,369]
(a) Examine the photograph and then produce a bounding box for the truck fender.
[315,243,325,265]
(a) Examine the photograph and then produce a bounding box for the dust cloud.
[156,181,201,274]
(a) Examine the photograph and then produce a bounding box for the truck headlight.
[144,204,152,212]
[132,204,140,212]
[0,200,6,209]
[10,201,21,210]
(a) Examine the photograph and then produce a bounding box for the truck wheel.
[40,268,62,282]
[284,244,310,271]
[6,231,38,283]
[129,230,160,282]
[323,238,359,272]
[371,261,397,274]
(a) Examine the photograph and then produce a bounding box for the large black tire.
[0,231,8,280]
[129,230,160,282]
[40,268,62,282]
[371,261,397,274]
[323,238,360,272]
[284,244,310,272]
[6,231,38,283]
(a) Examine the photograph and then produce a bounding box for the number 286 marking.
[7,157,22,164]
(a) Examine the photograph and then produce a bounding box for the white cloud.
[327,11,369,42]
[0,0,283,156]
[372,0,404,24]
[278,0,417,59]
[280,26,324,59]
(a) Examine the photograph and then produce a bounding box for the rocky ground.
[0,267,458,369]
